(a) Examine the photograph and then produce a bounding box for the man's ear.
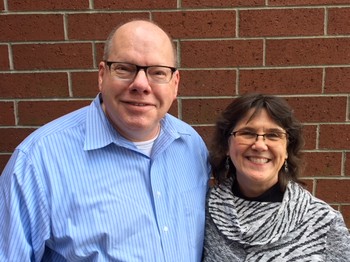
[98,61,105,91]
[173,70,180,100]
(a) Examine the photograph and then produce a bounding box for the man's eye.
[115,65,132,72]
[149,68,168,77]
[156,71,166,76]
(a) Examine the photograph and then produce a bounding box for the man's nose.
[130,69,151,92]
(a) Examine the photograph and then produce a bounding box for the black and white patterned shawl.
[203,179,350,261]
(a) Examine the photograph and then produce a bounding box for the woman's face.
[228,108,288,197]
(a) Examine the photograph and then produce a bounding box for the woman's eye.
[266,133,282,140]
[240,131,256,138]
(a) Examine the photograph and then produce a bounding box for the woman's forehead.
[235,108,282,128]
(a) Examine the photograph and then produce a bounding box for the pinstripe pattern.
[0,94,210,262]
[203,178,350,261]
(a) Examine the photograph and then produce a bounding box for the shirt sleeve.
[325,211,350,261]
[0,149,49,262]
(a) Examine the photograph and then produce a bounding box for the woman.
[202,93,350,261]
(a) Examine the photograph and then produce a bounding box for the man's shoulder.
[17,106,89,152]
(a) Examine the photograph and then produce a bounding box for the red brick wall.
[1,1,350,227]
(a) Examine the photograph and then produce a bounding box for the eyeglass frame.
[104,61,177,84]
[230,130,288,143]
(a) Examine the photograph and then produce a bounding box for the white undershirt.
[134,137,157,157]
[133,127,160,157]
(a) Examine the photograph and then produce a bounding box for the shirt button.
[163,226,168,232]
[156,191,161,197]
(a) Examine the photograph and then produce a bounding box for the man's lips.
[128,102,149,106]
[124,101,154,107]
[121,101,156,113]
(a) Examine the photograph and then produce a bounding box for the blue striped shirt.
[0,94,211,261]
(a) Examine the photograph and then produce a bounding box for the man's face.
[98,21,179,142]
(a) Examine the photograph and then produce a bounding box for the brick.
[168,101,178,118]
[153,11,236,38]
[341,205,350,228]
[12,43,93,70]
[319,124,350,150]
[289,96,347,122]
[71,72,99,98]
[0,1,4,10]
[266,38,350,66]
[192,126,215,147]
[239,68,322,94]
[179,70,236,96]
[0,14,64,42]
[68,13,149,41]
[0,73,69,98]
[0,45,9,70]
[0,128,36,152]
[346,152,350,177]
[0,154,11,173]
[182,0,264,7]
[302,125,317,150]
[182,98,232,125]
[331,204,341,210]
[0,102,15,125]
[300,179,314,194]
[18,100,92,126]
[315,179,350,203]
[240,9,324,37]
[286,97,346,123]
[328,8,350,35]
[94,0,176,9]
[269,0,350,5]
[303,152,342,177]
[95,43,105,63]
[181,40,263,67]
[325,67,350,93]
[8,0,88,10]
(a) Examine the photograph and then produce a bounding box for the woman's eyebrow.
[238,127,285,132]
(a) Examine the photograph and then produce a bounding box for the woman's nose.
[252,136,268,150]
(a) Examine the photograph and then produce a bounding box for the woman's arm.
[325,212,350,261]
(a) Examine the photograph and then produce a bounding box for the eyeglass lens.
[108,62,175,83]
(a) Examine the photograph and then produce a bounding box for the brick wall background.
[1,0,350,227]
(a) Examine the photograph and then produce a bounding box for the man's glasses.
[105,61,177,84]
[230,130,287,144]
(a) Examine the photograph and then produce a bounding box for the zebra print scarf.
[203,179,350,261]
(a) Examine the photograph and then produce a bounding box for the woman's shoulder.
[288,181,343,221]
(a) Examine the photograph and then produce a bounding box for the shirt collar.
[84,94,119,150]
[84,94,189,151]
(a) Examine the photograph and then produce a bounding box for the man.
[0,19,210,261]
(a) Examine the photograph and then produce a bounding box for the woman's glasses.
[230,130,287,144]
